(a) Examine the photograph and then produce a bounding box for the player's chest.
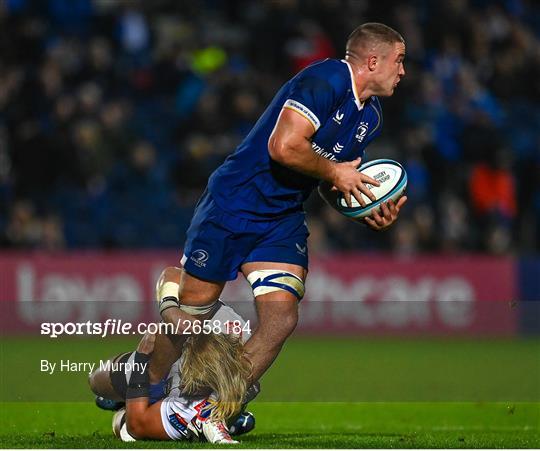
[311,101,381,161]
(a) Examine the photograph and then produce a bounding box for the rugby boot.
[229,411,255,436]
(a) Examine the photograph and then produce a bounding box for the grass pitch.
[1,402,538,448]
[1,336,539,448]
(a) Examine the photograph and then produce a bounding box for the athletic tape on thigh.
[246,270,305,300]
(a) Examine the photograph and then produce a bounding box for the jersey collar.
[341,59,364,110]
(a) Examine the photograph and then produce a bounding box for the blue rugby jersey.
[207,58,384,219]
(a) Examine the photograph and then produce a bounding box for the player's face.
[375,42,406,96]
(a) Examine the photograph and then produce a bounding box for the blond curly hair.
[180,333,252,421]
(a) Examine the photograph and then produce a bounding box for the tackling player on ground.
[89,267,258,444]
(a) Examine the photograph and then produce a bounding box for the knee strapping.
[246,270,305,300]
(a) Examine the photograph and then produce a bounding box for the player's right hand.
[330,157,380,208]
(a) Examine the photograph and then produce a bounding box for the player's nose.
[399,63,406,77]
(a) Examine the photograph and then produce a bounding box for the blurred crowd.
[1,0,539,254]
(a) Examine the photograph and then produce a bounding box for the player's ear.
[367,55,378,71]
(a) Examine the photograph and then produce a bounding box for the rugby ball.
[318,159,407,219]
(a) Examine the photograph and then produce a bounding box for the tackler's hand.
[136,332,156,355]
[364,196,407,231]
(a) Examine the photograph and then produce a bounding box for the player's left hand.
[364,196,407,231]
[136,332,156,355]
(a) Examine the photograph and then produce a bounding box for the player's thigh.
[182,190,253,284]
[241,212,308,304]
[242,212,310,274]
[149,333,187,383]
[178,268,225,306]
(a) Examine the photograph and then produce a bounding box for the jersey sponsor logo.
[312,142,339,161]
[168,413,189,435]
[332,142,344,153]
[295,243,307,255]
[283,99,320,130]
[333,110,344,125]
[355,122,369,143]
[190,249,209,268]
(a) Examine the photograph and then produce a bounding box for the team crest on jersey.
[191,249,209,268]
[355,122,369,143]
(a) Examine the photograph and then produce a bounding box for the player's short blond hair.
[180,333,252,421]
[346,23,404,57]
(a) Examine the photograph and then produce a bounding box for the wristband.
[159,296,180,315]
[157,281,179,303]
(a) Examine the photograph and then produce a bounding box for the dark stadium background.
[0,0,539,448]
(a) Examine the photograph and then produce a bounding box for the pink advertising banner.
[0,252,517,336]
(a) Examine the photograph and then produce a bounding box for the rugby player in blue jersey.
[158,23,407,394]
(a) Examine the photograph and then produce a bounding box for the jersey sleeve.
[283,61,347,132]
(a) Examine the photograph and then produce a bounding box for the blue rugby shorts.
[181,191,309,282]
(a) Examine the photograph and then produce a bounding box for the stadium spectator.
[2,0,539,253]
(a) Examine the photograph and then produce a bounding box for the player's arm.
[157,266,215,323]
[155,266,211,334]
[268,108,378,208]
[124,333,169,440]
[156,266,183,324]
[125,399,168,439]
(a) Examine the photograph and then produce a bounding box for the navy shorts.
[182,191,309,282]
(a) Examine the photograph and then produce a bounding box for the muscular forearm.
[148,332,186,384]
[125,399,169,439]
[125,352,168,439]
[268,108,378,208]
[125,352,151,436]
[268,127,337,184]
[161,304,198,327]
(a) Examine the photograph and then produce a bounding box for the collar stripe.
[341,59,364,110]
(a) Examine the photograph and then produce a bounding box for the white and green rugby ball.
[319,159,407,219]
